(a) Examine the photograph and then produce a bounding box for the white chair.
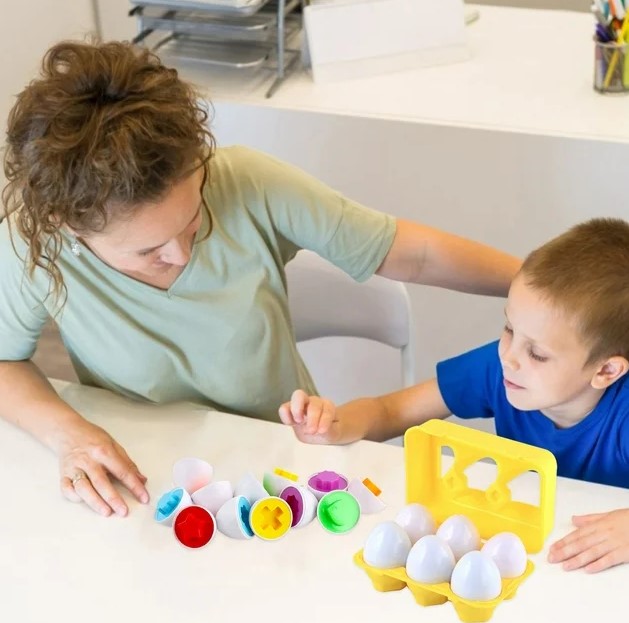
[285,250,416,390]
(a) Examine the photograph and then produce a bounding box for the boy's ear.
[591,356,629,389]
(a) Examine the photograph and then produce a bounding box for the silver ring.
[71,470,88,486]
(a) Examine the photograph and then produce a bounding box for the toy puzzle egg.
[406,534,456,583]
[395,503,436,544]
[191,480,234,516]
[481,532,528,578]
[435,514,481,561]
[172,457,213,495]
[363,521,412,569]
[450,551,502,601]
[173,505,216,549]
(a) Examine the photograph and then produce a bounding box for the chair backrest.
[285,250,416,387]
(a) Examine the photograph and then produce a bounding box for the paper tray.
[156,36,271,68]
[130,0,271,17]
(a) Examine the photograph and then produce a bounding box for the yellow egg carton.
[354,550,534,623]
[354,419,557,622]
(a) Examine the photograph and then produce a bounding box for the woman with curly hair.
[0,40,520,518]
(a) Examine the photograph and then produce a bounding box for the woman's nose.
[161,236,191,266]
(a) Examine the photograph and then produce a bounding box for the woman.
[0,40,520,518]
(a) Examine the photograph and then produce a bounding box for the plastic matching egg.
[481,532,528,578]
[406,534,456,584]
[394,503,436,544]
[172,457,213,495]
[435,514,481,561]
[450,551,502,601]
[363,521,412,569]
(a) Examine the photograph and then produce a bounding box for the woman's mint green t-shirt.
[0,147,396,421]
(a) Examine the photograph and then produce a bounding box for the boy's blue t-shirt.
[436,340,629,488]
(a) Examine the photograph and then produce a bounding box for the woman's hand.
[55,417,149,517]
[548,509,629,572]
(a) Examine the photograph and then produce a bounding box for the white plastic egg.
[363,521,412,569]
[394,503,436,544]
[172,457,213,495]
[435,514,481,561]
[406,535,456,584]
[481,532,527,578]
[450,551,502,601]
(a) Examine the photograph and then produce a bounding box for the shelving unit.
[129,0,302,97]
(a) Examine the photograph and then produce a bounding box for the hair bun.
[88,76,128,104]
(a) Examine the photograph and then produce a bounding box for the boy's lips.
[503,377,525,390]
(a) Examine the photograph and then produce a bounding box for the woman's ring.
[71,470,88,486]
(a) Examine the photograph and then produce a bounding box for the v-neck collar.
[63,205,211,299]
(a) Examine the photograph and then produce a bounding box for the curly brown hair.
[2,39,215,299]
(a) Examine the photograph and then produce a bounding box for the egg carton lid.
[404,420,557,553]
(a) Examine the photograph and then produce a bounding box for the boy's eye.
[503,325,514,335]
[528,349,548,363]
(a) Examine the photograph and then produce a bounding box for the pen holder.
[594,38,629,94]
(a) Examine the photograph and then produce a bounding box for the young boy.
[279,217,629,573]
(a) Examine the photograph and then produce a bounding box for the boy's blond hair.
[521,217,629,365]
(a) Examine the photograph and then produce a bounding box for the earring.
[70,237,82,257]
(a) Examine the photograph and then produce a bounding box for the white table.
[1,379,627,622]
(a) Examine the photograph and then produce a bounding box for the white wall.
[95,0,139,41]
[0,1,95,198]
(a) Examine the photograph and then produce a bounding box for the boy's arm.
[548,509,629,573]
[363,378,451,441]
[278,378,451,445]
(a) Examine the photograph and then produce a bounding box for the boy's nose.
[499,345,520,371]
[501,354,520,371]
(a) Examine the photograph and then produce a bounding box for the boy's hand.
[548,509,629,572]
[279,389,370,445]
[278,389,340,443]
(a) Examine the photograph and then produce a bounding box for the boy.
[279,217,629,573]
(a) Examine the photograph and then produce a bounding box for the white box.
[303,0,470,83]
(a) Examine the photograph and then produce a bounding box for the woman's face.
[80,166,205,281]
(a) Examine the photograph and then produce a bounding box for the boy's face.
[498,276,602,423]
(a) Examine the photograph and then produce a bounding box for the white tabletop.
[2,379,628,623]
[175,5,629,144]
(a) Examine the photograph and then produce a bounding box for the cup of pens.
[592,0,629,95]
[594,36,629,93]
